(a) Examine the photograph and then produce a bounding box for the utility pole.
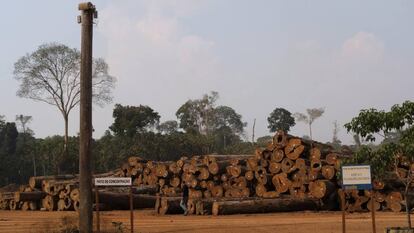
[78,2,97,233]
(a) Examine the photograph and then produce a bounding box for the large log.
[97,191,156,210]
[28,175,77,189]
[14,191,47,202]
[308,180,336,199]
[42,195,58,211]
[158,197,183,215]
[212,197,320,215]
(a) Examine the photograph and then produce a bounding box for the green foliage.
[344,100,414,178]
[214,106,246,135]
[344,144,397,179]
[267,108,295,132]
[345,101,414,142]
[0,120,18,185]
[157,120,179,134]
[110,104,160,137]
[175,92,246,153]
[176,91,219,134]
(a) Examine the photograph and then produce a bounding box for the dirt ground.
[0,210,408,233]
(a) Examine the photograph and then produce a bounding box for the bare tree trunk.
[309,123,313,141]
[252,118,256,144]
[63,113,69,157]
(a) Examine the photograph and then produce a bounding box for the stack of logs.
[340,153,412,213]
[0,167,162,211]
[340,181,405,213]
[0,131,409,215]
[148,131,342,215]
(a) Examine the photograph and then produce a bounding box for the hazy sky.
[1,0,413,144]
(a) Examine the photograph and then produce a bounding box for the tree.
[213,106,246,135]
[176,92,246,153]
[157,120,179,135]
[15,115,36,177]
[331,120,342,149]
[345,101,414,229]
[267,108,295,133]
[176,91,219,134]
[294,108,325,140]
[13,43,115,156]
[0,120,18,185]
[345,101,414,142]
[109,104,160,137]
[15,115,33,136]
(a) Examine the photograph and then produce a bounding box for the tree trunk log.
[14,191,47,202]
[212,197,319,215]
[97,191,156,210]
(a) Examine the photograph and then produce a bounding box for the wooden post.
[95,187,100,233]
[338,189,346,233]
[130,184,134,233]
[371,190,376,233]
[78,2,97,233]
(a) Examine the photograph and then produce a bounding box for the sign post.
[338,189,346,233]
[95,185,100,233]
[94,177,133,232]
[341,165,374,233]
[130,183,134,233]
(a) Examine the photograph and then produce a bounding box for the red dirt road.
[0,210,407,233]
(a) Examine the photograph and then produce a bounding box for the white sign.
[342,165,372,189]
[94,177,132,186]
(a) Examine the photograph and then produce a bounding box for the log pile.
[0,131,410,215]
[339,153,412,213]
[0,169,131,211]
[149,131,344,215]
[340,182,405,213]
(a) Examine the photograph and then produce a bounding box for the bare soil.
[0,210,407,233]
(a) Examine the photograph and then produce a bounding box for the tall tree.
[13,43,115,156]
[213,105,246,135]
[15,115,33,136]
[15,115,36,176]
[330,120,342,149]
[294,108,325,140]
[267,108,295,133]
[109,104,160,137]
[176,92,246,153]
[176,91,219,134]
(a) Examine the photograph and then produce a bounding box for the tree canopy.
[176,91,219,134]
[13,42,115,155]
[176,92,246,136]
[294,108,325,140]
[110,104,160,137]
[344,101,414,142]
[267,108,295,132]
[344,100,414,178]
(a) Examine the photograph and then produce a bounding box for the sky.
[1,0,413,144]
